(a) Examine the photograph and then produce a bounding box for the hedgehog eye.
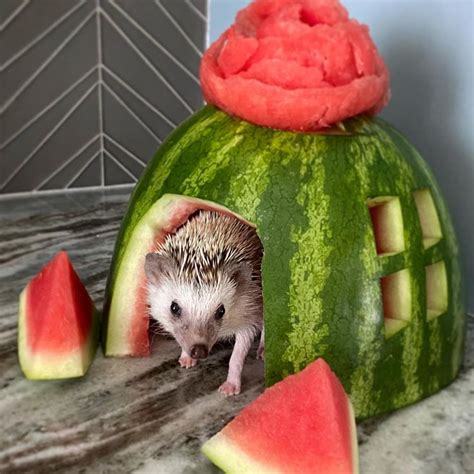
[215,304,225,320]
[170,301,181,317]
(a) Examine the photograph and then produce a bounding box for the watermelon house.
[103,0,465,420]
[103,108,465,419]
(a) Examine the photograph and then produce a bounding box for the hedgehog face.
[149,278,239,356]
[145,252,252,356]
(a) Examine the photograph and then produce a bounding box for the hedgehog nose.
[190,344,208,359]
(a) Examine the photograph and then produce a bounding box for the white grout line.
[104,149,138,181]
[108,0,199,84]
[1,9,96,114]
[96,2,105,187]
[0,0,30,32]
[102,80,162,144]
[100,7,194,114]
[0,183,135,201]
[205,0,210,48]
[104,133,147,167]
[155,0,202,58]
[35,135,100,190]
[65,150,101,189]
[0,66,97,151]
[102,65,177,128]
[184,0,206,23]
[2,1,87,71]
[0,84,98,192]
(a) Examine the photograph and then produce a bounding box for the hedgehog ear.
[230,261,253,289]
[144,253,170,285]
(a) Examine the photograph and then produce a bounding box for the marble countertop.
[0,187,472,474]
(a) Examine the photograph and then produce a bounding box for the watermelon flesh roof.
[201,0,390,130]
[202,358,358,473]
[18,251,98,379]
[104,194,256,357]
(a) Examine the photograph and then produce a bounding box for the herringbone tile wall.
[0,0,207,194]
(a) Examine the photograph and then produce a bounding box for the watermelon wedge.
[18,251,99,380]
[202,358,358,473]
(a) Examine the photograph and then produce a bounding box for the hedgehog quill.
[145,211,264,396]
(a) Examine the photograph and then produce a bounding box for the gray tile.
[0,0,207,194]
[104,153,135,185]
[70,154,102,188]
[100,7,196,123]
[1,2,95,107]
[110,0,202,76]
[1,71,99,190]
[164,0,208,48]
[40,137,101,191]
[0,0,82,62]
[102,65,174,141]
[104,135,145,180]
[0,0,31,30]
[102,85,159,172]
[3,89,101,192]
[189,0,207,15]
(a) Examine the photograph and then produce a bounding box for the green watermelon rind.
[18,288,99,380]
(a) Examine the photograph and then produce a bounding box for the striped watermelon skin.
[104,106,465,419]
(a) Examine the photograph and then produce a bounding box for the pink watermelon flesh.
[18,251,98,379]
[200,0,389,131]
[202,358,359,473]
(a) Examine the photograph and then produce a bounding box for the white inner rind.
[106,193,255,356]
[202,432,281,474]
[384,319,409,338]
[348,400,360,474]
[18,288,99,380]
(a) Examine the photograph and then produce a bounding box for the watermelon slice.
[18,251,99,379]
[202,358,358,473]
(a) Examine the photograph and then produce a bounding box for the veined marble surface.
[0,188,472,474]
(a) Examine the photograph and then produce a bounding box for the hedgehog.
[144,210,264,396]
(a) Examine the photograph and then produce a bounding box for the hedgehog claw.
[219,381,241,396]
[179,354,198,369]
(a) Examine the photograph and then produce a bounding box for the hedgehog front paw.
[179,354,198,369]
[218,381,241,396]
